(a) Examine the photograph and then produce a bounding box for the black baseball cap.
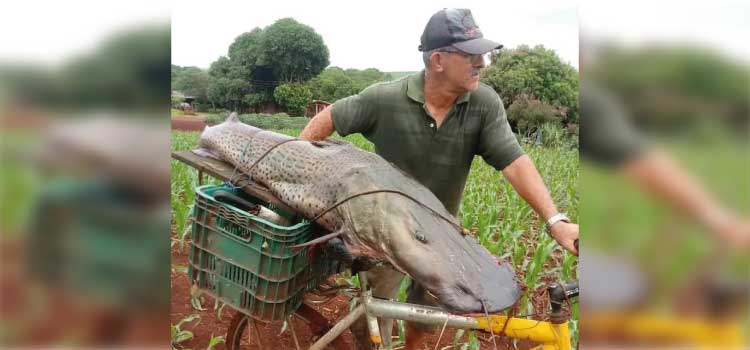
[419,8,502,55]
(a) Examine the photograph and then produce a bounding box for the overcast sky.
[1,1,747,70]
[171,0,580,71]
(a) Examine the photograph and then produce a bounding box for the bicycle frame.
[308,273,576,350]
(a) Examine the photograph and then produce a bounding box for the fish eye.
[414,232,428,243]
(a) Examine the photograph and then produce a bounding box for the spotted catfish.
[194,113,520,313]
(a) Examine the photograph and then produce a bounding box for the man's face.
[439,50,488,92]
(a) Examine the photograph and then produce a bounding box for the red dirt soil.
[172,116,207,132]
[170,242,540,350]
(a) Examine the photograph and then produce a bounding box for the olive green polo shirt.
[331,71,523,215]
[580,84,647,167]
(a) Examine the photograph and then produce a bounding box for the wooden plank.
[171,150,298,215]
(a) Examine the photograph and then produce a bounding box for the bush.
[507,94,565,137]
[482,45,578,124]
[535,122,568,148]
[171,96,184,108]
[273,83,312,116]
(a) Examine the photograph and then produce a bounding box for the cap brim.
[452,38,503,55]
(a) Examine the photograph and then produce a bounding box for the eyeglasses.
[437,48,491,64]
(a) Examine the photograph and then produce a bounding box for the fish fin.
[291,230,343,251]
[192,147,222,160]
[226,112,239,123]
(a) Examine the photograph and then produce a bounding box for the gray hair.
[422,49,436,68]
[424,48,451,68]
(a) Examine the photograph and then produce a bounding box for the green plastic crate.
[188,184,341,322]
[27,179,170,308]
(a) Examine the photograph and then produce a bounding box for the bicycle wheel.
[225,304,351,350]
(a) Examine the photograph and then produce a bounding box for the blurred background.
[0,1,171,348]
[0,0,747,349]
[579,1,749,348]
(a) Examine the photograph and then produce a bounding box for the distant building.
[305,100,331,118]
[172,90,196,115]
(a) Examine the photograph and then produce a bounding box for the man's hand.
[299,106,335,141]
[707,213,750,250]
[549,222,579,256]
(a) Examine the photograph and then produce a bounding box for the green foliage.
[306,67,393,102]
[171,95,185,108]
[274,83,312,116]
[2,25,170,111]
[536,121,573,148]
[171,314,200,350]
[206,334,224,350]
[587,45,749,131]
[506,94,564,137]
[173,67,210,106]
[204,113,310,130]
[482,45,579,124]
[201,18,329,112]
[259,18,329,82]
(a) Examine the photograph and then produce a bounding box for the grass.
[170,126,580,347]
[581,136,749,302]
[203,113,308,129]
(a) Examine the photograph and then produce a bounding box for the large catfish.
[194,113,520,313]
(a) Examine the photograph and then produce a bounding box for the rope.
[226,138,469,248]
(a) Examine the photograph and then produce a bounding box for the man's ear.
[430,52,445,72]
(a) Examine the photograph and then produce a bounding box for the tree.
[273,83,312,116]
[307,67,392,102]
[206,18,329,112]
[587,45,749,130]
[482,45,579,124]
[259,18,329,83]
[173,67,210,104]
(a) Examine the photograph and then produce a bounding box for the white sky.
[1,1,747,70]
[579,1,750,64]
[0,1,170,66]
[171,0,580,71]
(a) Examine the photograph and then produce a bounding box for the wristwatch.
[545,213,570,232]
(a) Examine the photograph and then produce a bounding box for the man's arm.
[622,150,749,248]
[299,105,335,141]
[502,154,579,255]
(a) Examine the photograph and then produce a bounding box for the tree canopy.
[199,18,329,111]
[482,45,578,134]
[306,67,393,102]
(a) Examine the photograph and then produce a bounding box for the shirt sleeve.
[330,84,379,137]
[579,86,647,167]
[478,93,525,170]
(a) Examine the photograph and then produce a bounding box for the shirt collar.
[407,70,472,105]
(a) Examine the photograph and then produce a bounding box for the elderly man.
[300,8,579,350]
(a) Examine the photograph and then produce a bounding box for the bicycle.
[224,274,578,350]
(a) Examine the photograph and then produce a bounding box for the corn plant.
[171,314,201,350]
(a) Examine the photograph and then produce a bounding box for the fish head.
[346,188,521,314]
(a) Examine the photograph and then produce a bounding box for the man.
[300,8,579,350]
